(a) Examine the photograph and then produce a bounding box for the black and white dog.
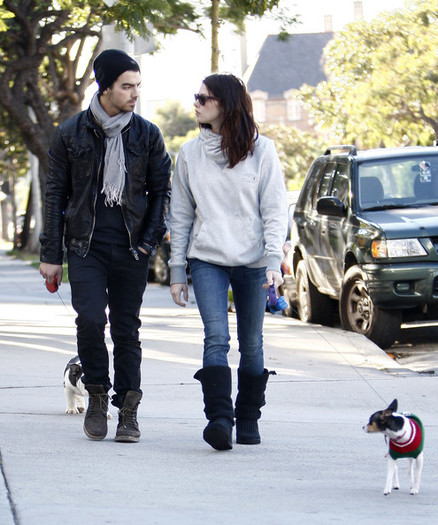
[363,399,424,495]
[64,356,111,419]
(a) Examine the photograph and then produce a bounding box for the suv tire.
[296,260,334,326]
[339,265,401,349]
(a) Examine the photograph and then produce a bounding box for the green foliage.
[219,0,282,29]
[153,100,197,140]
[164,128,200,167]
[0,109,29,182]
[260,124,323,189]
[104,0,200,40]
[299,0,438,148]
[0,1,13,31]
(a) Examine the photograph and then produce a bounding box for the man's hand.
[170,283,189,307]
[39,262,63,288]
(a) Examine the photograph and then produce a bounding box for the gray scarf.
[90,92,133,206]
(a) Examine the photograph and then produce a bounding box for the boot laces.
[88,394,108,416]
[119,407,138,429]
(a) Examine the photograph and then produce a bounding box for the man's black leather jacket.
[40,108,172,265]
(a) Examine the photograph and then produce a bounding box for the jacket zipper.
[84,129,103,257]
[120,126,139,260]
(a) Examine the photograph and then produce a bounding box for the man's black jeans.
[68,242,149,408]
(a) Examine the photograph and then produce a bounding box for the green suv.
[284,145,438,348]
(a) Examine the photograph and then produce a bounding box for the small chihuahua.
[63,356,111,419]
[363,399,424,495]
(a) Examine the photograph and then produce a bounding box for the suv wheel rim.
[346,280,373,334]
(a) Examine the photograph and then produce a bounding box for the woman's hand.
[170,283,189,307]
[263,270,283,293]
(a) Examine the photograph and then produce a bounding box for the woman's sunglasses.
[194,93,219,106]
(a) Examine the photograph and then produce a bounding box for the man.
[39,49,172,443]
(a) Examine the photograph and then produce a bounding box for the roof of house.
[247,32,333,97]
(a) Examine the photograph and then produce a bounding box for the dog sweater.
[389,414,424,460]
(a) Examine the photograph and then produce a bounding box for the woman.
[169,73,288,450]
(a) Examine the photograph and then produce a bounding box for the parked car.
[148,229,191,286]
[148,230,171,285]
[283,145,438,348]
[280,191,300,276]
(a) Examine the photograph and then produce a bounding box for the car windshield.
[358,155,438,210]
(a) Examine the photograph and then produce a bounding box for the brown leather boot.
[115,391,142,443]
[83,385,109,441]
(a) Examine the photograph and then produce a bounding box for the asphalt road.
[389,323,438,374]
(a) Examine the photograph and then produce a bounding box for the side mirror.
[316,196,346,217]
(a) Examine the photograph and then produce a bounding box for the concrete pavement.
[0,245,437,524]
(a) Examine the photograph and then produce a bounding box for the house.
[247,32,333,130]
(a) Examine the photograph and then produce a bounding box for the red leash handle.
[45,276,59,293]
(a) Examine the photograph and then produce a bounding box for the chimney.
[324,15,333,32]
[354,1,363,21]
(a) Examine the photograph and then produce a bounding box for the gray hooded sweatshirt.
[169,128,288,284]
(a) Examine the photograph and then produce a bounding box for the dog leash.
[308,324,389,405]
[44,278,75,318]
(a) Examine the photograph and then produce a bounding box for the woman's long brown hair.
[201,74,258,168]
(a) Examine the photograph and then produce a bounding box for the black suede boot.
[84,385,109,441]
[194,366,234,451]
[115,391,142,443]
[235,369,275,445]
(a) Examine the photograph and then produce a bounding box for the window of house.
[287,98,301,121]
[252,98,266,122]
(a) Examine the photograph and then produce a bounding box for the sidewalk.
[0,246,437,524]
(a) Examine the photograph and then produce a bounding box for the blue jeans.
[68,242,149,407]
[189,258,268,376]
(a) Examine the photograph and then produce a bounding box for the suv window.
[298,160,323,213]
[358,155,438,210]
[317,162,336,199]
[331,163,349,206]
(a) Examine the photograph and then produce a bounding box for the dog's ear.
[379,410,392,423]
[70,364,82,379]
[378,400,398,423]
[387,399,398,413]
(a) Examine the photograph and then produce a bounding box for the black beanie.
[93,49,140,92]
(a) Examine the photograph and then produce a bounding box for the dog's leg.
[392,461,400,491]
[75,394,86,413]
[410,452,423,495]
[384,457,397,495]
[65,388,79,414]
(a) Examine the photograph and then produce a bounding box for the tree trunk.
[19,184,32,251]
[0,199,9,241]
[211,0,220,73]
